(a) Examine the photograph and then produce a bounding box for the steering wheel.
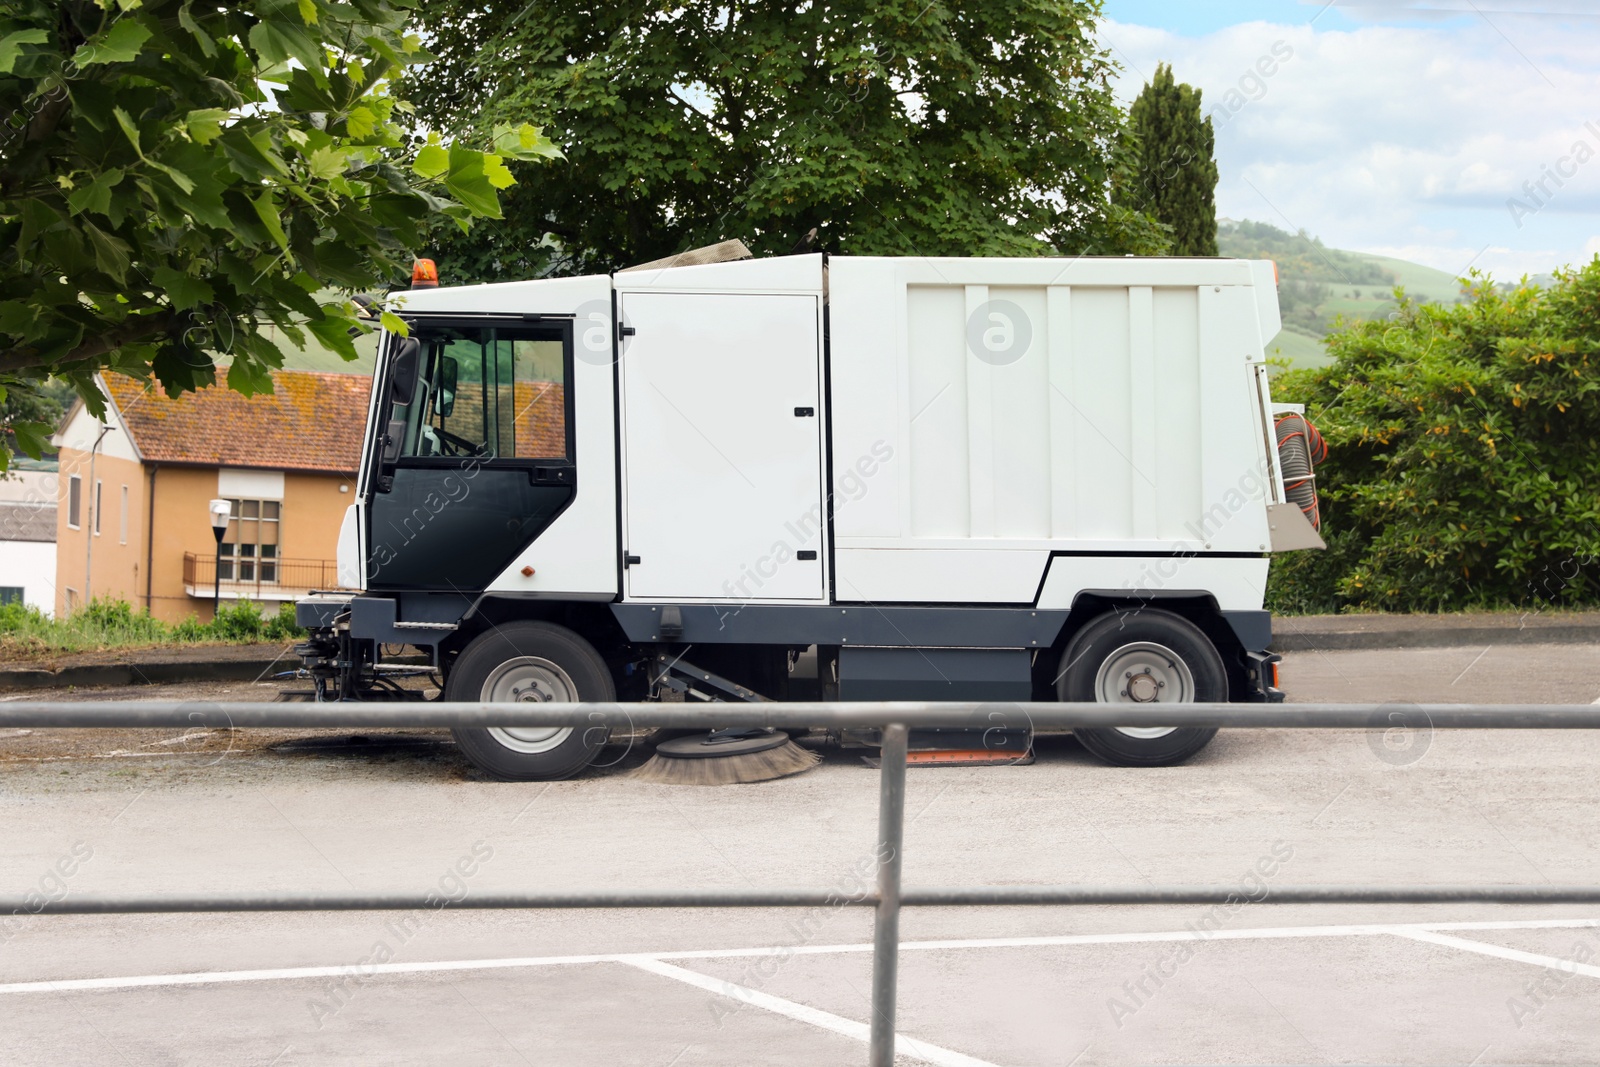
[434,427,489,458]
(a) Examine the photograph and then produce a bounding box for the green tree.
[0,0,558,468]
[0,376,67,465]
[1116,63,1217,257]
[1267,260,1600,614]
[406,0,1169,281]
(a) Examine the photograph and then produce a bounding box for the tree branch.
[0,311,175,377]
[668,87,727,132]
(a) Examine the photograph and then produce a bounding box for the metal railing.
[181,553,349,598]
[5,700,1600,1067]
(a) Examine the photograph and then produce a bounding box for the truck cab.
[296,251,1323,779]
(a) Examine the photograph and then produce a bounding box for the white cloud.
[1101,13,1600,277]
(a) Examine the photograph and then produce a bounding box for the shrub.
[172,616,210,642]
[0,599,45,632]
[73,598,168,643]
[1268,258,1600,613]
[209,600,265,642]
[262,603,304,641]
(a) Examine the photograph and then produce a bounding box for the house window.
[0,587,22,606]
[93,480,102,536]
[119,485,129,544]
[67,476,81,528]
[218,499,281,583]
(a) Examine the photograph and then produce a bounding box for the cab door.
[366,316,576,592]
[620,293,825,600]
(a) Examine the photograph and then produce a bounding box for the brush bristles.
[632,740,821,785]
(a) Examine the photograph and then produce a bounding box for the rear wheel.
[1057,608,1225,767]
[446,622,613,781]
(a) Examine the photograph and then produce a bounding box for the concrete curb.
[0,658,295,693]
[1271,616,1600,652]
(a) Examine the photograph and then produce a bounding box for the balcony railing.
[182,553,350,600]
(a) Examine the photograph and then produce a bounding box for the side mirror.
[389,337,422,406]
[437,355,457,419]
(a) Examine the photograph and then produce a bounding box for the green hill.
[1218,219,1468,367]
[266,326,378,374]
[262,310,379,376]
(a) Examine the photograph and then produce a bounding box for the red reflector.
[1270,661,1281,689]
[411,258,439,288]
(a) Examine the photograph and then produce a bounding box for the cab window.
[395,325,568,461]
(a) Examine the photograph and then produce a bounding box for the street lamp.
[208,498,231,618]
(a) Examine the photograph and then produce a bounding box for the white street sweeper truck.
[293,249,1325,780]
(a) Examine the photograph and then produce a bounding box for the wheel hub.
[482,657,578,754]
[1094,641,1195,740]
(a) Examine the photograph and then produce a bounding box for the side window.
[398,326,568,461]
[509,339,567,459]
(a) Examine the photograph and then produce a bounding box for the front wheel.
[445,622,613,781]
[1057,608,1226,767]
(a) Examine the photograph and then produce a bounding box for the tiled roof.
[514,381,567,458]
[0,502,56,543]
[103,370,372,476]
[449,381,567,459]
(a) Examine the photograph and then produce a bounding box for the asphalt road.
[4,643,1600,1065]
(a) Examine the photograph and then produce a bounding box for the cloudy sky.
[1099,0,1600,278]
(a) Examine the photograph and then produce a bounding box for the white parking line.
[624,957,1000,1067]
[1394,928,1600,979]
[2,916,1597,997]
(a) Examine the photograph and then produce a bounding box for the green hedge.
[1267,259,1600,613]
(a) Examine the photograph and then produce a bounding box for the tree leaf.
[73,19,154,66]
[307,308,361,362]
[0,301,37,336]
[176,4,217,57]
[67,168,124,217]
[153,266,215,310]
[82,222,133,282]
[442,146,502,218]
[482,153,514,191]
[492,123,563,162]
[249,17,327,84]
[185,108,230,144]
[345,105,375,138]
[112,106,141,155]
[8,421,53,462]
[226,358,277,396]
[251,191,290,252]
[149,158,197,195]
[305,145,348,180]
[412,143,449,179]
[0,29,47,75]
[379,310,409,336]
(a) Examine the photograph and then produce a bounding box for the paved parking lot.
[4,642,1600,1065]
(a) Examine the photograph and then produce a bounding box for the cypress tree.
[1118,64,1220,257]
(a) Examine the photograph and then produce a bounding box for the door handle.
[530,466,574,486]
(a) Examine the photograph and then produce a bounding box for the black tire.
[445,622,614,781]
[1057,608,1225,767]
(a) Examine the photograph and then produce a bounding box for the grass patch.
[0,598,303,655]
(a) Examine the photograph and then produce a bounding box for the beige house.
[53,370,370,623]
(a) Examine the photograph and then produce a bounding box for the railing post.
[868,722,908,1067]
